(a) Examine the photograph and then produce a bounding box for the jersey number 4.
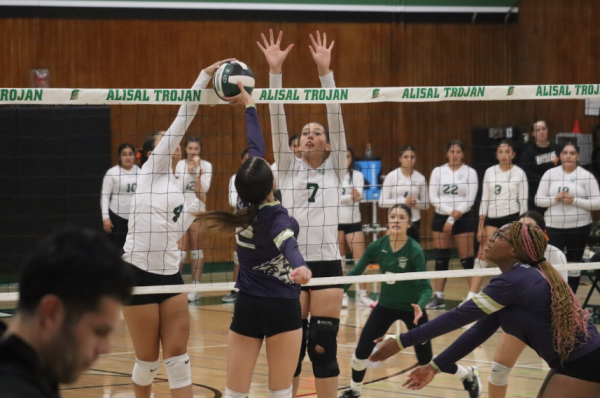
[172,204,183,222]
[307,183,319,203]
[443,184,458,195]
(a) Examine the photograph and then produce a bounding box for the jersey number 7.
[307,183,319,203]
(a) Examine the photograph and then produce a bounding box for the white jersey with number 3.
[429,163,478,216]
[479,165,528,218]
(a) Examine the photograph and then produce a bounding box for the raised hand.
[257,29,294,74]
[403,364,437,390]
[290,265,312,285]
[308,30,334,76]
[203,58,237,77]
[222,82,255,106]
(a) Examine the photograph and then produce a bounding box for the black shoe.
[426,296,446,310]
[222,290,238,303]
[338,389,361,398]
[462,366,482,398]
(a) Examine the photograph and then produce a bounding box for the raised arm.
[310,31,348,181]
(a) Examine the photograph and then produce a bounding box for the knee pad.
[164,354,192,390]
[351,353,368,372]
[190,249,204,260]
[225,388,248,398]
[474,258,488,269]
[294,319,309,377]
[435,249,451,271]
[488,361,511,386]
[461,256,475,270]
[269,385,292,398]
[132,358,160,386]
[308,317,340,378]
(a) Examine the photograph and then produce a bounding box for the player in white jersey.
[175,136,213,302]
[272,134,301,184]
[259,29,347,398]
[222,148,250,304]
[101,143,139,250]
[121,59,229,398]
[535,143,600,293]
[379,145,429,242]
[427,140,478,310]
[338,147,372,308]
[487,211,567,398]
[470,140,528,298]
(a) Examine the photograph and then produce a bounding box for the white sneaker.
[342,293,349,308]
[357,293,376,307]
[187,291,199,302]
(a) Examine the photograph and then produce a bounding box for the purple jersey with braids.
[399,263,600,370]
[234,106,305,299]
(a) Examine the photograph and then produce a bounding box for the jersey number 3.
[307,183,319,203]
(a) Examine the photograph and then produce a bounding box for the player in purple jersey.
[370,221,600,397]
[195,83,312,398]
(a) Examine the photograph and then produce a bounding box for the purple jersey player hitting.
[195,82,312,398]
[370,221,600,398]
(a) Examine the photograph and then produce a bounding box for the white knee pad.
[474,258,489,269]
[269,385,292,398]
[488,361,511,386]
[225,388,248,398]
[190,249,204,260]
[164,354,192,390]
[351,353,368,372]
[132,358,160,386]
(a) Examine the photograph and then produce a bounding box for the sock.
[225,388,248,398]
[269,385,292,398]
[455,364,471,381]
[435,291,445,299]
[467,291,477,300]
[357,289,367,296]
[350,379,364,394]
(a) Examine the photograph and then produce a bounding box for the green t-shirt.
[347,235,432,311]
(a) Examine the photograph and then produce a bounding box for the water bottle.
[365,143,373,159]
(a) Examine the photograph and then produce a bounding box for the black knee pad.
[435,249,451,271]
[460,256,475,270]
[294,319,309,377]
[307,317,340,378]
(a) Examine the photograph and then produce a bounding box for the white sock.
[357,289,367,296]
[466,291,477,300]
[269,385,292,398]
[435,291,445,299]
[455,365,471,381]
[350,380,363,394]
[225,388,248,398]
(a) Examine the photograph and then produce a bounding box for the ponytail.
[195,206,258,232]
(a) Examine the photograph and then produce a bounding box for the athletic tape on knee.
[268,385,293,398]
[488,361,511,386]
[308,317,340,378]
[190,249,204,260]
[435,249,451,271]
[474,258,488,269]
[351,353,368,372]
[164,354,192,389]
[225,387,248,398]
[295,319,309,377]
[460,256,475,270]
[132,358,160,386]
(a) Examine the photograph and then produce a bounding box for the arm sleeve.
[416,177,429,210]
[144,70,211,174]
[429,168,454,215]
[413,249,433,310]
[479,169,490,217]
[228,176,238,208]
[270,211,306,270]
[379,172,404,208]
[535,170,553,208]
[573,171,600,211]
[269,73,294,183]
[320,72,348,182]
[200,161,212,193]
[100,170,113,221]
[457,167,478,214]
[431,313,501,371]
[245,105,266,158]
[519,171,529,214]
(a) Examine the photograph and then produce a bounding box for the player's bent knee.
[164,353,192,389]
[435,249,451,271]
[308,317,340,378]
[488,361,511,386]
[295,319,309,377]
[461,256,475,270]
[351,353,368,372]
[132,358,160,386]
[190,249,203,260]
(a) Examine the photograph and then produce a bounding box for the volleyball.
[213,61,255,100]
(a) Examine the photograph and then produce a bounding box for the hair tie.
[531,257,546,266]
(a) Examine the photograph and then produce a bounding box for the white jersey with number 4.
[479,165,528,219]
[379,168,428,222]
[429,164,478,216]
[101,165,140,221]
[270,72,347,262]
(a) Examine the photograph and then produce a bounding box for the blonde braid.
[509,222,589,364]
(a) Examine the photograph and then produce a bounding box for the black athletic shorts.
[338,222,363,234]
[555,345,600,383]
[301,260,344,291]
[230,291,302,339]
[431,211,477,235]
[484,213,520,229]
[124,263,184,306]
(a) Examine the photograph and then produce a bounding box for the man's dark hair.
[17,227,134,317]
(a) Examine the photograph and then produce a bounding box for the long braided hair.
[509,221,589,363]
